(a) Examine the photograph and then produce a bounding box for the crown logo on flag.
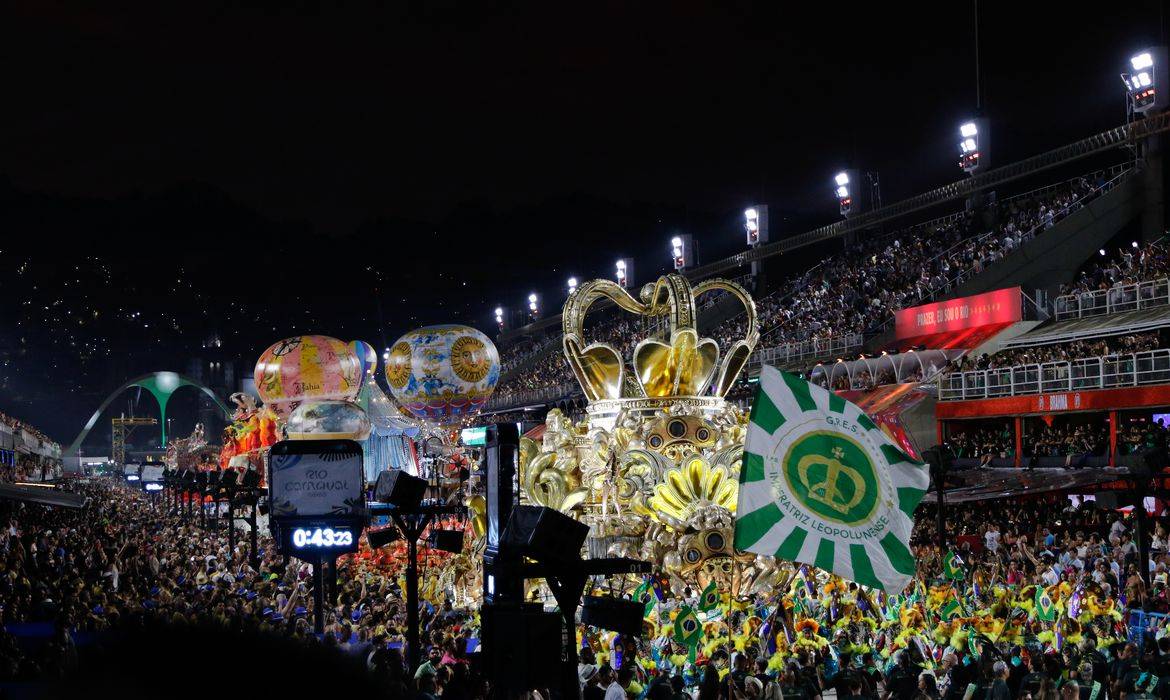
[798,451,867,515]
[561,274,758,403]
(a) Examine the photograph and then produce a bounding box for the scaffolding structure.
[112,416,158,466]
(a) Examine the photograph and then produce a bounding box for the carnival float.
[223,275,1129,673]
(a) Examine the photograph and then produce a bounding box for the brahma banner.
[895,287,1022,341]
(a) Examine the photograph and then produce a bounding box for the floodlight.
[615,258,633,287]
[1126,47,1167,113]
[567,277,578,294]
[670,235,693,270]
[835,185,849,199]
[1132,52,1154,71]
[957,119,985,174]
[834,172,849,187]
[744,205,768,246]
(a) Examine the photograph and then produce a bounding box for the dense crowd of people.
[0,410,58,448]
[947,333,1164,375]
[1056,241,1170,316]
[0,411,62,483]
[947,417,1170,465]
[0,469,1167,700]
[0,480,482,698]
[489,172,1117,408]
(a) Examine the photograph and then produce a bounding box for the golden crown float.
[519,273,783,597]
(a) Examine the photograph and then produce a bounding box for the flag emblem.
[698,580,720,612]
[672,605,703,662]
[735,367,929,593]
[943,551,964,580]
[1035,587,1056,621]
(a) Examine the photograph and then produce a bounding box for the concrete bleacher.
[947,169,1140,300]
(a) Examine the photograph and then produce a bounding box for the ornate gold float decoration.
[515,273,777,596]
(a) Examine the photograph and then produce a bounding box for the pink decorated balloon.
[254,335,362,417]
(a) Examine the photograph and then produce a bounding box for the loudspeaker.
[481,603,561,693]
[429,530,464,553]
[195,471,208,488]
[182,470,196,484]
[581,596,645,636]
[374,469,427,509]
[241,469,260,488]
[220,470,239,488]
[485,423,519,550]
[502,505,589,565]
[367,527,400,549]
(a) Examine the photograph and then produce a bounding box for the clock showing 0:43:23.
[291,527,355,549]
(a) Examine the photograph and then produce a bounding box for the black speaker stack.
[374,469,427,508]
[480,603,561,689]
[502,504,590,564]
[581,595,645,636]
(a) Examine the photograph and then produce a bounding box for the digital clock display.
[291,527,355,548]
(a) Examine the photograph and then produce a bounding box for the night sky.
[1,1,1166,446]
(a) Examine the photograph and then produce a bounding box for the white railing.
[750,333,865,369]
[485,382,579,411]
[1053,277,1170,320]
[939,349,1170,400]
[998,163,1130,208]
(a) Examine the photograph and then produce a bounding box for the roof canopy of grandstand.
[0,482,88,508]
[922,465,1144,504]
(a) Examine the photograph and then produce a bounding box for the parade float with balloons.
[242,326,500,607]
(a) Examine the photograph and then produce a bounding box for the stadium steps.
[945,172,1143,300]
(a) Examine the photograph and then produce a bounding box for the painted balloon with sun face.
[254,335,362,420]
[384,325,500,423]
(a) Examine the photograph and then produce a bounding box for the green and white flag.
[734,366,929,593]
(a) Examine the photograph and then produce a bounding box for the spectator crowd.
[490,172,1120,408]
[947,333,1163,375]
[947,417,1170,466]
[0,471,1168,700]
[0,479,482,699]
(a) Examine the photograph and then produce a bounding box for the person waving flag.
[734,366,929,593]
[943,551,965,581]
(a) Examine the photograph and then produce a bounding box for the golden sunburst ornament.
[648,456,737,523]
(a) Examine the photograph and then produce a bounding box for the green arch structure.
[66,372,232,457]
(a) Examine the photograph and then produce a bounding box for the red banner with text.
[895,287,1022,341]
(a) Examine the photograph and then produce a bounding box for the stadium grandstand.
[482,108,1170,481]
[0,410,61,483]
